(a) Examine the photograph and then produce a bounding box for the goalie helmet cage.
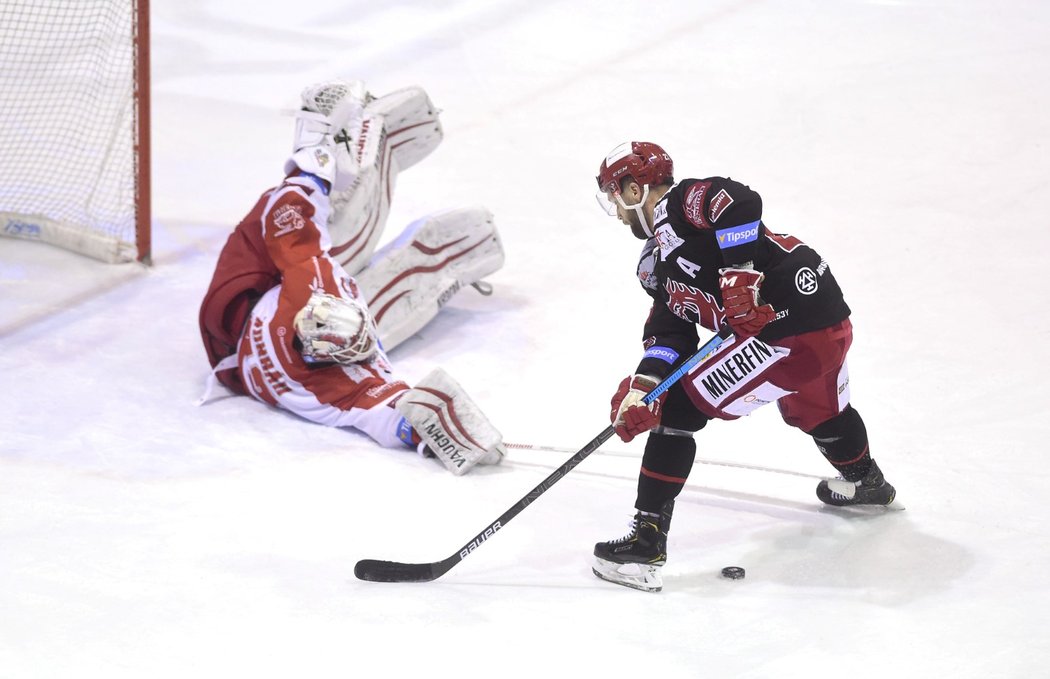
[0,0,151,264]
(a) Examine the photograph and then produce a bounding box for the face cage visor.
[594,183,654,237]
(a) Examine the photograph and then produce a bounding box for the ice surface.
[2,1,1049,677]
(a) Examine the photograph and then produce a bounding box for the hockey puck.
[721,566,746,580]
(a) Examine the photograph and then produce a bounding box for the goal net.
[0,0,150,263]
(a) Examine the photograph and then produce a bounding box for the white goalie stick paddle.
[353,325,735,583]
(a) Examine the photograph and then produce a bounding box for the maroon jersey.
[635,177,851,380]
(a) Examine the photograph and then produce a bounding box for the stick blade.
[354,559,440,583]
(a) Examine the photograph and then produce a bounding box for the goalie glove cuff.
[284,144,340,187]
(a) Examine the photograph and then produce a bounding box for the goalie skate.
[395,368,505,476]
[355,206,505,351]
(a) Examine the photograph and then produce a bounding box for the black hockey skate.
[816,460,896,507]
[592,502,673,593]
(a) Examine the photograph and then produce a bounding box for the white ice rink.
[2,1,1049,676]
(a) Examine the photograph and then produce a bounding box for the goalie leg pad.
[395,368,505,476]
[327,113,396,276]
[364,86,443,171]
[355,207,506,351]
[325,87,442,274]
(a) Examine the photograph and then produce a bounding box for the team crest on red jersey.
[272,204,306,237]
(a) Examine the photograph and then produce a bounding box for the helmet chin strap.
[615,184,654,237]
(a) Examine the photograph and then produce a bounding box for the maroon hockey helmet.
[595,141,674,194]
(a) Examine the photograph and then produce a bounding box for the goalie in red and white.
[198,80,506,475]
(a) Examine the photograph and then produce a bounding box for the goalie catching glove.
[610,374,665,443]
[284,79,371,191]
[395,368,505,475]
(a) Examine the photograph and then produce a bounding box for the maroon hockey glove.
[610,374,665,443]
[719,268,775,338]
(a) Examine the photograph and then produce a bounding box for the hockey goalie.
[197,80,506,475]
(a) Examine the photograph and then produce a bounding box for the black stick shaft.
[354,326,733,583]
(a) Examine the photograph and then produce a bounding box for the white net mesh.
[0,0,145,263]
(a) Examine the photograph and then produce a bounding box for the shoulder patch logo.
[709,189,734,223]
[653,199,668,225]
[655,224,685,259]
[795,267,818,295]
[272,203,306,237]
[683,182,710,228]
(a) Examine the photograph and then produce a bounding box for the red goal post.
[0,0,150,264]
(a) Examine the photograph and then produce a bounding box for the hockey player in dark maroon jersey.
[590,141,897,592]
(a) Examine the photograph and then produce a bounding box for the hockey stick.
[354,324,735,583]
[503,442,827,480]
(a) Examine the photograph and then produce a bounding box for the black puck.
[721,566,745,580]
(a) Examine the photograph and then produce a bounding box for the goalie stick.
[354,324,735,583]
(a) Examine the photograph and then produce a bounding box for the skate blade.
[820,497,906,512]
[592,558,663,593]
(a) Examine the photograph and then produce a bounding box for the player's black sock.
[635,432,695,513]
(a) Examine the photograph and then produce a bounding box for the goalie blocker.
[396,368,506,475]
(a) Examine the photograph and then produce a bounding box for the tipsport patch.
[643,346,680,365]
[716,220,760,250]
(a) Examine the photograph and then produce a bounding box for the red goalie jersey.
[199,174,409,447]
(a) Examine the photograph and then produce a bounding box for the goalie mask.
[595,141,674,238]
[293,291,377,365]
